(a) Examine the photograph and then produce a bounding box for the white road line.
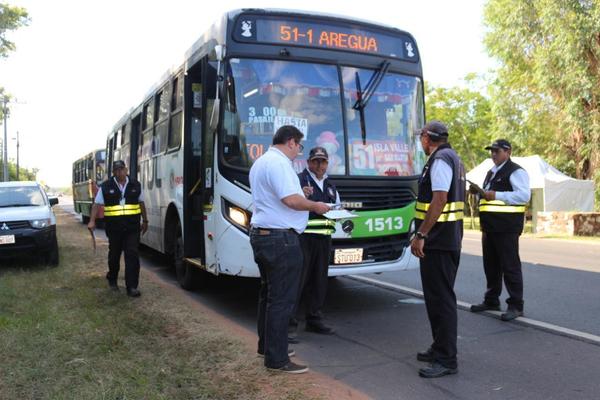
[349,275,600,346]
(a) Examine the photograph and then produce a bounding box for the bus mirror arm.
[209,98,220,132]
[209,46,225,133]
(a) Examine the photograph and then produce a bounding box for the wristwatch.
[412,231,428,241]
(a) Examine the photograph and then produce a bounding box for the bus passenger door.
[183,57,216,269]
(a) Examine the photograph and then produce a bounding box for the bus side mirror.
[49,197,59,207]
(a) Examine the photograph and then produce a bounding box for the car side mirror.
[49,197,59,206]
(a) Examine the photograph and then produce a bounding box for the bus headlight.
[30,218,52,229]
[229,206,249,227]
[222,198,251,233]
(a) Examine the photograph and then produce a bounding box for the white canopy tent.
[466,155,594,212]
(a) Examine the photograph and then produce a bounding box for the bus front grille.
[333,183,416,211]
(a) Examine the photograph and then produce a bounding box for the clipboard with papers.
[323,208,358,220]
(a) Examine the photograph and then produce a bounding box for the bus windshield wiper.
[0,203,36,207]
[352,60,391,144]
[352,60,390,111]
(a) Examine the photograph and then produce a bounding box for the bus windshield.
[221,58,425,176]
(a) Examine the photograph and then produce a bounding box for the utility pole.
[15,131,20,180]
[2,96,7,182]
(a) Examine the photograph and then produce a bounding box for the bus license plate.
[334,248,363,264]
[0,235,15,245]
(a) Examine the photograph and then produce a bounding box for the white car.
[0,181,59,265]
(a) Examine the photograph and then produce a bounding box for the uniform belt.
[250,227,297,235]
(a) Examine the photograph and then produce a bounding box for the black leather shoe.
[305,320,334,335]
[470,302,500,312]
[419,362,458,378]
[108,280,119,291]
[127,288,141,297]
[417,348,434,362]
[501,309,523,321]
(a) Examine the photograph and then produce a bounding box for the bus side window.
[169,73,184,149]
[191,82,203,156]
[154,90,169,154]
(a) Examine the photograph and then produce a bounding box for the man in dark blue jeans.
[251,229,303,368]
[249,126,329,374]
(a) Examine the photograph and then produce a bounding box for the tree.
[425,75,494,170]
[1,3,29,120]
[484,0,600,207]
[0,3,29,59]
[0,159,36,180]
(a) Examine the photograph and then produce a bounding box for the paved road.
[138,268,600,400]
[377,230,600,336]
[59,203,600,399]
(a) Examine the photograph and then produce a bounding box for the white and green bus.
[105,9,426,289]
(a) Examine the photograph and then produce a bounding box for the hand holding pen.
[302,174,314,197]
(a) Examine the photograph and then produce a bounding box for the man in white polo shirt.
[250,125,330,374]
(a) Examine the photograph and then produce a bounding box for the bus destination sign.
[234,17,418,62]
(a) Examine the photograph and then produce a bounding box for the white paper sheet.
[323,209,358,220]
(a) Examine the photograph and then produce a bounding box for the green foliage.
[1,3,29,119]
[484,0,600,208]
[425,77,494,169]
[0,159,37,181]
[0,3,29,59]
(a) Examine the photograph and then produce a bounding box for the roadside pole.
[2,97,8,182]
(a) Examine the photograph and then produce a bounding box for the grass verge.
[0,209,321,400]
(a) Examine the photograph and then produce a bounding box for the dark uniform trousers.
[482,231,523,311]
[420,249,460,369]
[106,228,141,290]
[298,233,331,322]
[250,228,303,369]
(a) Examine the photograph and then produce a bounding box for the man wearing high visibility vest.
[88,160,148,297]
[411,121,465,378]
[470,139,530,321]
[289,146,340,337]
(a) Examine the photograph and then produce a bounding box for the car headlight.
[30,218,52,229]
[222,198,251,233]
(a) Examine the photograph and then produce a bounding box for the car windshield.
[221,58,425,176]
[0,186,46,207]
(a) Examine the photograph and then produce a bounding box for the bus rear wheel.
[174,223,200,290]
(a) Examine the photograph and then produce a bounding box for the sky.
[0,0,493,187]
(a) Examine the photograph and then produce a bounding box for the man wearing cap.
[88,160,148,297]
[411,121,465,378]
[289,146,341,337]
[249,126,330,374]
[470,139,530,321]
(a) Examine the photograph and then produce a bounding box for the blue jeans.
[250,229,303,368]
